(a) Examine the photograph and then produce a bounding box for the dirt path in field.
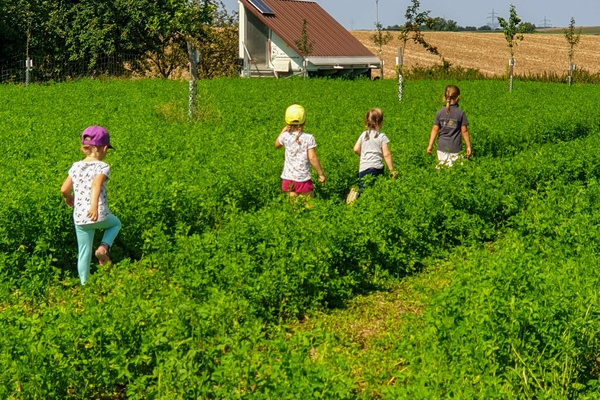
[352,31,600,79]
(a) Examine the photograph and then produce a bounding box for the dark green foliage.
[519,22,537,33]
[0,0,227,81]
[426,17,460,32]
[498,4,526,59]
[2,78,600,397]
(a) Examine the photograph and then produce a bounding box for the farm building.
[238,0,381,78]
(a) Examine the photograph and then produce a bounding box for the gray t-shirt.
[358,130,389,172]
[434,104,469,154]
[68,161,111,225]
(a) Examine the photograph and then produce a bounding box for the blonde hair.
[364,108,383,140]
[81,144,103,157]
[444,85,460,115]
[286,124,304,144]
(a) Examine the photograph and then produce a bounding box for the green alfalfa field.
[2,77,600,399]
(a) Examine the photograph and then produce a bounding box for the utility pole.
[539,16,552,28]
[487,9,498,30]
[376,0,383,78]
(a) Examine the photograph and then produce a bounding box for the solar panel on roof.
[248,0,274,15]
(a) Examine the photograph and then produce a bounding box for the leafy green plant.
[2,78,600,398]
[398,0,441,76]
[294,18,314,80]
[498,4,526,92]
[564,17,582,85]
[371,21,392,79]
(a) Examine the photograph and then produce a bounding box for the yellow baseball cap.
[285,104,306,125]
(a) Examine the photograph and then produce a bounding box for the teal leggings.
[74,214,121,285]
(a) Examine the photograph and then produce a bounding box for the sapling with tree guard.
[498,4,526,93]
[564,17,582,87]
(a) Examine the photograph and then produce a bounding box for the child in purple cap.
[60,126,121,285]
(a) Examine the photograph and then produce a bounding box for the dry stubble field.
[352,31,600,78]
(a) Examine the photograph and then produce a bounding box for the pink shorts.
[282,179,313,193]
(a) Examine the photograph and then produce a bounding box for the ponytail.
[364,129,380,140]
[444,85,460,115]
[286,124,303,144]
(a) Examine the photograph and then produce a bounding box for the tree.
[0,0,47,66]
[445,19,459,32]
[519,22,536,33]
[426,17,460,32]
[564,17,582,85]
[398,0,440,75]
[0,0,224,81]
[498,4,526,92]
[294,19,314,79]
[141,0,218,78]
[371,21,392,78]
[193,5,239,79]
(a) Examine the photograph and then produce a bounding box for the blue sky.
[220,0,599,30]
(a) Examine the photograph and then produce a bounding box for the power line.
[487,9,499,30]
[539,16,552,28]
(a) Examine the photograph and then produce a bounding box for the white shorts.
[436,151,463,168]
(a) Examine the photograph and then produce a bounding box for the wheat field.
[352,31,600,78]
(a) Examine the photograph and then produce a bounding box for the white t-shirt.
[278,131,317,182]
[358,130,389,172]
[68,161,111,225]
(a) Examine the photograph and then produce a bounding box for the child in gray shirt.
[427,85,472,167]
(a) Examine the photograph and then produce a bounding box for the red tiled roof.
[240,0,376,58]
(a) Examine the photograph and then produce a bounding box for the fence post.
[187,42,199,121]
[569,63,575,86]
[509,58,515,93]
[25,58,33,87]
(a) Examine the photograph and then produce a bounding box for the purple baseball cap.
[81,126,114,149]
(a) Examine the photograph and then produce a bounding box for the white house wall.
[238,2,379,76]
[238,1,246,59]
[269,32,303,72]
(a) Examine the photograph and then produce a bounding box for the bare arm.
[307,148,325,184]
[461,126,472,158]
[60,176,74,207]
[382,143,397,178]
[427,125,440,154]
[275,126,287,148]
[87,174,107,221]
[353,137,361,155]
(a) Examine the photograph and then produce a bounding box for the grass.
[288,257,455,398]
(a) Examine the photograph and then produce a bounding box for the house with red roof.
[238,0,381,78]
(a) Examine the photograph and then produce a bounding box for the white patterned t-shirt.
[68,161,111,225]
[278,131,317,182]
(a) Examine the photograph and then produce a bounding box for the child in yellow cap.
[275,104,325,199]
